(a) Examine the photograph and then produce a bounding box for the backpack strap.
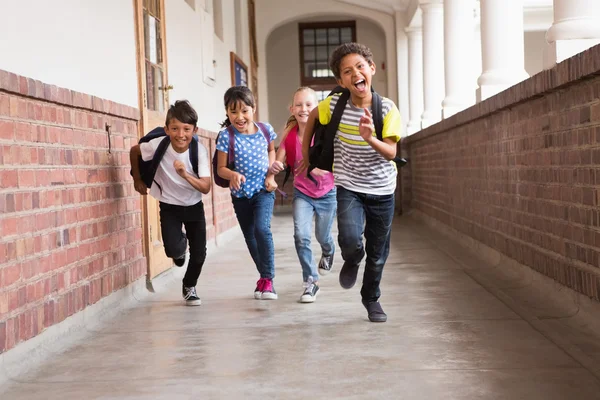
[281,126,299,188]
[256,122,271,143]
[372,91,384,141]
[306,90,349,184]
[329,91,350,135]
[189,136,199,177]
[147,136,171,192]
[226,125,236,167]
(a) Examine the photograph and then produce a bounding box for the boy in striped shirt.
[300,42,402,322]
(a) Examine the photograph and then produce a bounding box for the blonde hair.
[284,87,318,134]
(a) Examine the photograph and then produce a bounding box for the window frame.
[298,21,356,88]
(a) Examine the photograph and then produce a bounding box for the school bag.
[131,126,199,190]
[307,86,407,181]
[212,123,271,188]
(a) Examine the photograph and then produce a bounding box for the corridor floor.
[1,214,600,399]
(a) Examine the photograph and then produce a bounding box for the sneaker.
[182,285,201,306]
[254,278,265,299]
[261,279,278,300]
[173,254,186,267]
[300,277,319,303]
[362,300,387,323]
[339,261,360,289]
[318,253,334,276]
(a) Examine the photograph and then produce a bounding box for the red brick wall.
[0,70,237,353]
[401,45,600,301]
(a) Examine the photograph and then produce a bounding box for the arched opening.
[265,15,389,135]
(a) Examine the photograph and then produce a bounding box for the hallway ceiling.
[336,0,552,15]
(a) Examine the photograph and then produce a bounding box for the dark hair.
[329,42,374,79]
[165,100,198,127]
[220,86,256,128]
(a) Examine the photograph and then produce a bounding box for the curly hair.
[329,42,374,79]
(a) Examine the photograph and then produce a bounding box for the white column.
[442,0,477,118]
[544,0,600,69]
[406,27,424,135]
[477,0,529,101]
[420,0,445,129]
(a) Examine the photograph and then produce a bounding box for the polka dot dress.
[216,122,277,198]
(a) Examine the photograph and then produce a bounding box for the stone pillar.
[477,0,528,101]
[406,27,424,135]
[420,0,445,128]
[544,0,600,69]
[442,0,477,118]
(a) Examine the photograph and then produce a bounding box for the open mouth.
[235,121,247,129]
[354,79,366,92]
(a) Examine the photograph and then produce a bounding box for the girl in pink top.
[270,87,337,303]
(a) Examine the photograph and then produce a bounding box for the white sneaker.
[300,277,319,303]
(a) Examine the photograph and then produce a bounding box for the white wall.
[256,0,398,122]
[0,0,138,107]
[266,16,389,136]
[524,31,547,77]
[165,0,250,132]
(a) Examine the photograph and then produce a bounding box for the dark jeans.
[232,190,275,279]
[159,200,207,288]
[336,186,395,303]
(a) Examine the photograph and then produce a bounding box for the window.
[213,0,224,41]
[143,0,165,111]
[298,21,356,91]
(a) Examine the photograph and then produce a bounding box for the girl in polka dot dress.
[216,86,279,300]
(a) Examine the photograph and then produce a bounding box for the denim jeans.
[232,190,276,279]
[293,187,337,282]
[159,200,207,288]
[336,186,395,303]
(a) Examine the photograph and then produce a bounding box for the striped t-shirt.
[317,93,402,195]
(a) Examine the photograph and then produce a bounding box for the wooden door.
[134,0,173,283]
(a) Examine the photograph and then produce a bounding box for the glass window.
[298,21,355,90]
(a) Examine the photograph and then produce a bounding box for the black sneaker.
[339,261,360,289]
[362,300,387,323]
[173,254,186,267]
[182,285,201,306]
[300,278,319,303]
[318,253,334,276]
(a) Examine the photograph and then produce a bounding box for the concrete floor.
[1,214,600,399]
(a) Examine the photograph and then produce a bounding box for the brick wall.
[401,45,600,301]
[0,70,237,353]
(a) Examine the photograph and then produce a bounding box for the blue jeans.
[232,190,276,279]
[336,186,395,303]
[293,187,337,282]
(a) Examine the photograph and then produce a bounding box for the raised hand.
[173,160,187,178]
[359,108,375,142]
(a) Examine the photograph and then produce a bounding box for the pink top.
[286,127,334,198]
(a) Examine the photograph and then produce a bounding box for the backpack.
[212,122,271,188]
[131,127,199,191]
[280,125,301,189]
[307,86,407,180]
